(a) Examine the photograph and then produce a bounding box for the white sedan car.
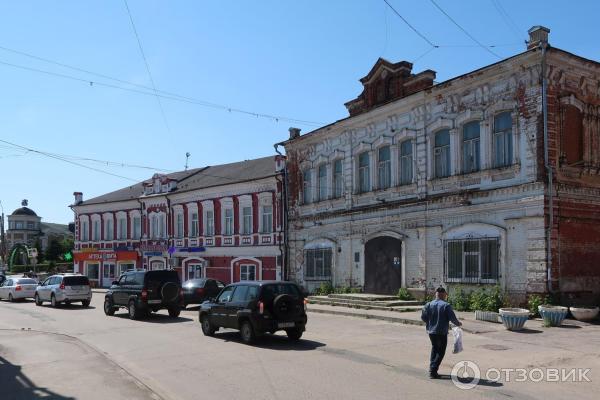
[0,277,38,301]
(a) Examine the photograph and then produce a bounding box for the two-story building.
[71,156,285,287]
[282,26,600,305]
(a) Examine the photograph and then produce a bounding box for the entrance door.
[364,236,402,295]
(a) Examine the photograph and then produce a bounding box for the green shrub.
[349,287,362,294]
[528,294,550,317]
[449,286,470,311]
[397,288,414,300]
[315,282,334,296]
[469,285,505,312]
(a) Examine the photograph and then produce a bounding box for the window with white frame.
[92,220,100,242]
[159,214,166,238]
[318,164,327,201]
[151,214,158,239]
[117,217,127,240]
[132,216,141,239]
[224,208,233,236]
[190,212,199,237]
[434,130,451,178]
[205,210,214,236]
[105,218,113,241]
[462,121,481,173]
[333,159,343,198]
[240,264,256,281]
[399,140,413,185]
[119,262,135,276]
[377,146,391,189]
[176,213,184,238]
[103,263,116,280]
[304,248,332,279]
[80,220,89,241]
[445,238,499,283]
[87,263,99,280]
[493,112,513,168]
[188,263,203,280]
[303,169,312,204]
[358,152,370,193]
[261,205,273,233]
[242,206,252,234]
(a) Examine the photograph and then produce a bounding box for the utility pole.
[0,200,6,271]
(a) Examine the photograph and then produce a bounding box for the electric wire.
[491,0,523,42]
[383,0,437,48]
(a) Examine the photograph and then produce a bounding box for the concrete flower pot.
[569,306,599,322]
[499,308,529,331]
[538,305,569,327]
[474,310,501,323]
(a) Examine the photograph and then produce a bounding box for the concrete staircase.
[307,293,424,312]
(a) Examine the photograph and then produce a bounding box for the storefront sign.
[140,244,169,252]
[143,251,165,257]
[177,247,206,253]
[74,252,116,262]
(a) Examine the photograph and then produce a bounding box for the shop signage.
[143,251,165,257]
[178,247,206,253]
[140,244,169,252]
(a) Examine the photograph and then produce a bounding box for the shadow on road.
[449,375,504,387]
[514,328,544,334]
[113,313,194,323]
[0,356,75,400]
[213,331,326,351]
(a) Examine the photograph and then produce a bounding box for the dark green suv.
[199,281,307,344]
[104,270,183,320]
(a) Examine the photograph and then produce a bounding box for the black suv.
[199,281,307,344]
[104,270,183,320]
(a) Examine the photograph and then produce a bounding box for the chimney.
[73,192,83,205]
[288,127,301,140]
[527,26,550,50]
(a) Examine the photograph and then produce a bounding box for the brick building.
[70,156,285,288]
[281,26,600,304]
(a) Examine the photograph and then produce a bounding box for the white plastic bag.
[452,326,463,354]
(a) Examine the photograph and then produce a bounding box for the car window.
[48,277,56,285]
[231,285,249,303]
[217,286,235,303]
[117,275,127,285]
[247,286,259,301]
[217,281,225,289]
[63,276,89,286]
[6,279,13,286]
[260,284,301,301]
[17,279,37,285]
[124,274,136,285]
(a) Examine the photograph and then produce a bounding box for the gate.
[364,236,402,294]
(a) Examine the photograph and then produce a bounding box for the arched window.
[399,140,413,185]
[562,105,584,165]
[434,130,451,178]
[493,112,513,168]
[358,152,371,193]
[462,121,480,173]
[377,146,391,189]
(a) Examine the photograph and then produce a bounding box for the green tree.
[45,237,64,262]
[34,238,44,263]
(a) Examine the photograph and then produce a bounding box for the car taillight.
[15,285,22,291]
[141,289,148,301]
[258,301,264,314]
[303,298,308,311]
[59,283,65,290]
[179,288,184,298]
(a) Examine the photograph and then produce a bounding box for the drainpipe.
[540,42,554,293]
[274,142,288,281]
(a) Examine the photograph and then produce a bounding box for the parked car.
[104,269,183,320]
[182,278,224,307]
[0,277,38,301]
[199,281,308,344]
[35,274,92,307]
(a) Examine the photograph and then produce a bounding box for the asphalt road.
[1,294,599,400]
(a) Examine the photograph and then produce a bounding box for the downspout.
[274,142,288,281]
[541,42,554,293]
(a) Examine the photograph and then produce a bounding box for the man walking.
[421,287,462,379]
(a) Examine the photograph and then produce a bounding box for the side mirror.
[112,281,119,286]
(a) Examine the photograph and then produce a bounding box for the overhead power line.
[428,0,502,59]
[383,0,438,48]
[491,0,524,42]
[122,0,171,133]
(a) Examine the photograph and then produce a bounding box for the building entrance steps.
[307,293,425,311]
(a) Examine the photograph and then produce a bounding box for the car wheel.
[65,300,71,307]
[128,300,140,320]
[35,293,43,306]
[51,294,59,308]
[200,314,216,336]
[168,307,181,318]
[8,293,14,302]
[81,300,90,308]
[104,298,115,316]
[240,320,256,344]
[286,328,303,341]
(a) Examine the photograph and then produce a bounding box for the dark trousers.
[428,334,448,373]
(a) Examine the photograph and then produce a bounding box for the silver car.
[35,274,92,307]
[0,277,38,301]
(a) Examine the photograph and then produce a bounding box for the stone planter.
[475,310,501,323]
[499,308,529,331]
[569,306,599,322]
[538,305,569,327]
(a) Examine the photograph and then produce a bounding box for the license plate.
[147,300,161,304]
[278,322,295,328]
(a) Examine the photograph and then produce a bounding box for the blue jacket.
[421,299,461,335]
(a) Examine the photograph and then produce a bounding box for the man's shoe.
[429,372,441,379]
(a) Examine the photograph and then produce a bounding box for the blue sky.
[1,0,599,224]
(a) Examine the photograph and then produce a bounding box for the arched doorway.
[364,236,402,294]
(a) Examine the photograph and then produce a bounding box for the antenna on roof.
[184,152,191,170]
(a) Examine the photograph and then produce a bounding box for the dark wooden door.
[364,236,402,295]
